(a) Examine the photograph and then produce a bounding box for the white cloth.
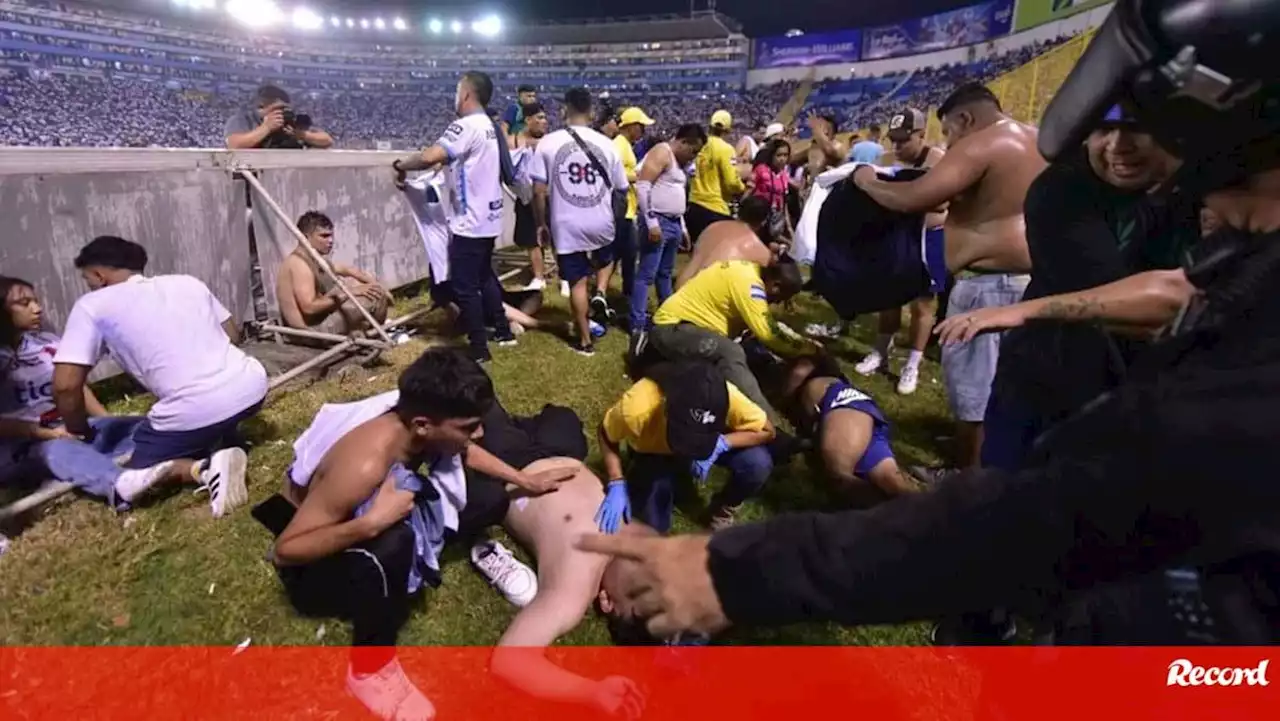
[0,330,60,471]
[510,144,536,206]
[54,275,267,432]
[436,111,504,238]
[793,163,899,266]
[288,390,467,532]
[742,136,760,162]
[530,125,629,254]
[401,170,452,284]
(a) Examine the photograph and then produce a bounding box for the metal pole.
[267,338,358,391]
[384,305,434,329]
[0,481,72,523]
[237,168,394,347]
[258,323,384,348]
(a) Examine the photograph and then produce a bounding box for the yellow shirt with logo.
[689,135,746,216]
[653,260,814,357]
[602,378,767,455]
[614,134,639,221]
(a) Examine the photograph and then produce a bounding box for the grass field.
[0,284,952,647]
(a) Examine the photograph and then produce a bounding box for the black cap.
[650,362,729,459]
[887,108,927,142]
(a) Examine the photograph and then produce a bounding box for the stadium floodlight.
[346,17,354,27]
[329,15,340,27]
[393,17,407,31]
[291,7,324,30]
[450,19,463,33]
[360,18,370,28]
[471,15,501,37]
[225,0,282,27]
[374,17,386,30]
[428,18,443,34]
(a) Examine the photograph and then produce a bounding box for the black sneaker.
[569,341,595,357]
[589,292,610,324]
[628,330,649,360]
[469,348,493,364]
[493,333,518,348]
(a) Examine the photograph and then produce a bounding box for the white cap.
[764,122,785,139]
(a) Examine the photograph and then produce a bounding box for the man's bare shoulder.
[311,421,396,493]
[280,253,313,281]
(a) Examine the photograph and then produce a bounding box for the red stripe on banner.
[0,647,1275,720]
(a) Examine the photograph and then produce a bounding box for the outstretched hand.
[934,303,1031,345]
[575,532,730,638]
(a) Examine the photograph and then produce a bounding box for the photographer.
[579,0,1280,645]
[225,85,333,150]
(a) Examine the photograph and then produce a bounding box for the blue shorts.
[816,381,894,477]
[557,248,613,285]
[125,400,263,468]
[924,227,948,294]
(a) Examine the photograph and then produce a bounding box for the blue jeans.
[28,416,144,506]
[629,215,681,332]
[449,235,508,356]
[612,217,637,300]
[626,445,773,534]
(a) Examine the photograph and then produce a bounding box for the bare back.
[944,118,1044,273]
[677,221,772,289]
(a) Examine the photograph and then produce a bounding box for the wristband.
[392,159,403,172]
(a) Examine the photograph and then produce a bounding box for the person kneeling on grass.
[465,400,649,718]
[259,348,574,721]
[0,276,247,515]
[596,361,775,532]
[277,211,394,335]
[50,236,267,517]
[745,341,924,506]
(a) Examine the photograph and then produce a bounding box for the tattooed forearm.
[1037,295,1105,320]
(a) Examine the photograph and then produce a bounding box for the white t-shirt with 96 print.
[530,125,629,254]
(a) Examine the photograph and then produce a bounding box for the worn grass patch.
[0,285,949,647]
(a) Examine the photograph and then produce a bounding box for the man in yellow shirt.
[646,257,814,424]
[595,362,775,532]
[591,107,653,325]
[687,110,748,245]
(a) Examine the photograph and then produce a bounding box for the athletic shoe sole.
[208,447,249,519]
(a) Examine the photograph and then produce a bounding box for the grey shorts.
[941,273,1030,422]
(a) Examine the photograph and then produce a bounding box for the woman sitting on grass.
[0,276,246,515]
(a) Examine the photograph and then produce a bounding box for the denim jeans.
[612,216,637,301]
[449,235,507,356]
[629,215,681,332]
[626,445,773,533]
[28,416,144,506]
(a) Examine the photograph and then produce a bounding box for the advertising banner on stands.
[753,29,863,68]
[1014,0,1111,31]
[863,0,1014,60]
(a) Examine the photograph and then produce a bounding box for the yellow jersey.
[653,260,814,358]
[602,378,767,455]
[614,134,638,220]
[689,134,746,216]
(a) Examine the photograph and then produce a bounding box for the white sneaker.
[855,350,884,376]
[347,658,436,721]
[897,365,920,395]
[201,448,249,519]
[559,280,570,297]
[470,540,538,607]
[804,322,843,340]
[521,277,546,292]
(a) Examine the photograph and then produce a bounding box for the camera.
[281,107,296,127]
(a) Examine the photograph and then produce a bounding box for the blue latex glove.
[594,480,631,534]
[690,436,731,484]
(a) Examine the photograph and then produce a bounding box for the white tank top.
[644,142,689,217]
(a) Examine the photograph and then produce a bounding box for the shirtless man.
[277,211,393,334]
[745,342,923,506]
[852,84,1046,470]
[855,108,949,396]
[261,349,573,721]
[675,195,780,289]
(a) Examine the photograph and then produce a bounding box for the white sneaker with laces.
[200,448,248,519]
[470,540,537,607]
[855,350,884,376]
[897,365,920,395]
[521,277,546,292]
[347,658,436,721]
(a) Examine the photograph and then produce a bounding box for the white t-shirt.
[0,330,62,472]
[54,275,268,432]
[436,111,504,239]
[531,125,629,254]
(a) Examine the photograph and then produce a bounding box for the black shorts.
[513,202,539,249]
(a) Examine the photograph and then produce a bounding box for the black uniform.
[707,228,1280,643]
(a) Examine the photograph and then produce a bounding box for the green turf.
[0,286,949,647]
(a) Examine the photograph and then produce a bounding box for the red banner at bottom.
[0,647,1274,720]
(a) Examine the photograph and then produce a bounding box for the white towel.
[401,171,452,283]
